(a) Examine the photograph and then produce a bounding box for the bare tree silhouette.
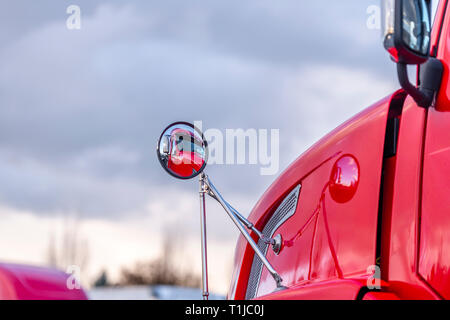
[119,228,200,288]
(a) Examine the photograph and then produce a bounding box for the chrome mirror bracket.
[200,173,286,292]
[272,234,283,255]
[198,173,209,300]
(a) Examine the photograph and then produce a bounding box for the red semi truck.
[157,0,450,300]
[227,0,450,300]
[0,0,448,300]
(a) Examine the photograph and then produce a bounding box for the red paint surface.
[256,279,366,300]
[380,96,438,299]
[434,0,450,112]
[362,291,400,300]
[2,0,450,302]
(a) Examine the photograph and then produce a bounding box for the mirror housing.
[382,0,431,64]
[156,121,208,180]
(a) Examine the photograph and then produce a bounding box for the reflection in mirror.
[161,135,170,154]
[382,0,395,42]
[157,122,208,179]
[402,0,431,55]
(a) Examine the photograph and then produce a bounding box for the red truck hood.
[0,263,87,300]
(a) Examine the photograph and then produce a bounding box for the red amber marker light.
[329,154,360,203]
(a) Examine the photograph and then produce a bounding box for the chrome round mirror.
[156,121,208,180]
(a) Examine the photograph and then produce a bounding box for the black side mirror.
[383,0,431,64]
[382,0,443,108]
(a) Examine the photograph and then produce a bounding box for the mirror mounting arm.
[202,173,286,291]
[397,58,443,108]
[205,182,277,246]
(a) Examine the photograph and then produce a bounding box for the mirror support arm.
[397,59,443,108]
[397,63,429,107]
[202,173,286,291]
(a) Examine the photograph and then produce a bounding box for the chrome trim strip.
[245,184,301,299]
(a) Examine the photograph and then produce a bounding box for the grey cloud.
[0,1,399,223]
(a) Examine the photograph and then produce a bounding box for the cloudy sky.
[0,0,401,294]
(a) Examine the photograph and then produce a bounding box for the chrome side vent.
[245,184,301,299]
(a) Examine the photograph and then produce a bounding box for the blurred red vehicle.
[155,0,449,301]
